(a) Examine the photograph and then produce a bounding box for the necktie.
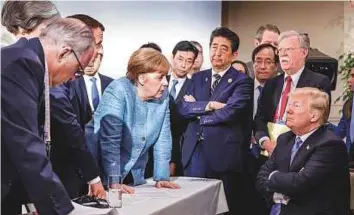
[290,137,303,164]
[274,76,292,122]
[350,98,354,143]
[91,77,99,110]
[170,79,179,100]
[211,74,221,95]
[270,203,281,215]
[257,85,263,108]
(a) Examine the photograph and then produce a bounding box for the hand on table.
[88,181,106,199]
[155,181,180,189]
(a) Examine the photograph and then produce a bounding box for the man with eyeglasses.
[49,14,110,200]
[253,30,331,158]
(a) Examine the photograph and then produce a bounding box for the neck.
[256,77,265,86]
[172,71,186,79]
[284,64,304,76]
[213,64,230,73]
[293,123,320,136]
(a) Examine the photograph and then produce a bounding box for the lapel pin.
[205,77,208,82]
[306,145,310,150]
[228,78,232,83]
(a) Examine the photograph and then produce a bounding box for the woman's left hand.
[155,181,180,189]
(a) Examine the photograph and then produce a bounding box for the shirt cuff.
[269,170,279,180]
[88,176,101,185]
[259,136,270,149]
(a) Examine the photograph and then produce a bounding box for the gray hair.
[278,30,309,49]
[1,1,60,35]
[255,24,280,41]
[39,18,94,57]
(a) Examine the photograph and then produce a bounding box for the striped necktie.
[211,74,221,95]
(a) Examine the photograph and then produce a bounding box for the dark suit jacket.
[50,82,100,198]
[256,126,350,215]
[1,38,73,214]
[70,74,113,130]
[253,68,331,143]
[179,67,253,172]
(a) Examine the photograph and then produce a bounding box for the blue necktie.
[290,137,303,164]
[170,79,178,100]
[211,74,221,95]
[91,77,99,110]
[350,99,354,143]
[270,203,281,215]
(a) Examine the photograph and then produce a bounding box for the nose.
[215,47,222,56]
[181,60,186,68]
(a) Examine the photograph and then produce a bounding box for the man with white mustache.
[253,30,331,156]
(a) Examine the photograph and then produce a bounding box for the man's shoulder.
[99,73,113,82]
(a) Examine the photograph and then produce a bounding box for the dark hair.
[1,1,60,35]
[140,42,162,53]
[251,43,279,63]
[172,40,199,61]
[67,14,105,31]
[255,24,280,41]
[231,60,249,76]
[209,27,240,53]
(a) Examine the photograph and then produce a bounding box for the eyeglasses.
[72,50,85,77]
[277,47,301,55]
[254,60,275,68]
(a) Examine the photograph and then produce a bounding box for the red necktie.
[274,76,292,122]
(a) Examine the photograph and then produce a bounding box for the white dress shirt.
[83,73,102,112]
[168,73,187,98]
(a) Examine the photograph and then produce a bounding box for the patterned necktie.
[170,79,179,100]
[350,99,354,143]
[43,64,51,158]
[290,137,303,164]
[91,77,100,110]
[257,85,263,107]
[270,203,281,215]
[274,76,292,122]
[211,74,221,95]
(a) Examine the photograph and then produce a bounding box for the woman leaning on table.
[86,47,179,193]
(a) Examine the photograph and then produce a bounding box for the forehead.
[211,36,232,49]
[261,30,279,42]
[174,50,196,59]
[91,27,103,44]
[255,47,275,59]
[279,36,300,48]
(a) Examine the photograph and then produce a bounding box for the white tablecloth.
[116,177,229,215]
[22,176,228,215]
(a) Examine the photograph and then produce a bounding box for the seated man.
[256,87,350,215]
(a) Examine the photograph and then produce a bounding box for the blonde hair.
[126,48,170,82]
[289,87,329,125]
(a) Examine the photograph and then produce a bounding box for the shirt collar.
[297,127,319,143]
[170,73,187,83]
[212,65,231,78]
[284,65,305,86]
[254,78,264,90]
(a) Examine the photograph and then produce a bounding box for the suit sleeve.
[153,97,172,181]
[1,59,73,215]
[177,78,210,119]
[268,139,348,198]
[320,76,332,106]
[50,84,99,183]
[97,84,125,183]
[200,76,253,125]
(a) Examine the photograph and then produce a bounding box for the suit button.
[142,137,146,142]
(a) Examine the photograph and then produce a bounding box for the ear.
[302,48,309,58]
[232,51,239,60]
[254,39,260,47]
[57,45,72,62]
[138,74,146,86]
[310,110,321,123]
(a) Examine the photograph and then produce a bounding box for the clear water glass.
[108,175,122,208]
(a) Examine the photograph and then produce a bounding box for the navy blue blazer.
[70,74,113,130]
[256,126,350,215]
[50,82,100,197]
[179,67,253,173]
[1,38,73,214]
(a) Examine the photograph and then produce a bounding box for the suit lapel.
[273,74,284,109]
[295,68,310,88]
[203,70,212,100]
[289,126,325,170]
[78,77,92,116]
[175,79,191,102]
[210,67,234,100]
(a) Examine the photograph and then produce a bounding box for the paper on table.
[261,122,290,157]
